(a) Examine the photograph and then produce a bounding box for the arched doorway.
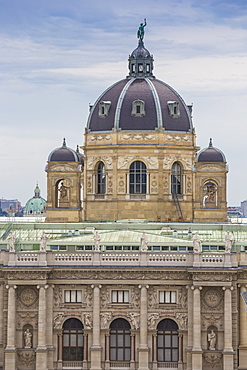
[62,318,83,361]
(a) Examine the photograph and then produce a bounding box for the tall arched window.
[157,319,178,363]
[110,319,131,362]
[63,318,83,361]
[171,162,182,194]
[97,162,106,194]
[129,161,147,194]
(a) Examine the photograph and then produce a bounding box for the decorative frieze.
[119,133,156,141]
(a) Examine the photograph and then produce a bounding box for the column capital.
[222,286,233,291]
[91,284,102,289]
[37,284,48,290]
[6,284,17,289]
[191,285,202,291]
[138,284,149,289]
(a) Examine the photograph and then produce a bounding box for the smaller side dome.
[196,138,226,162]
[48,138,79,162]
[24,183,46,216]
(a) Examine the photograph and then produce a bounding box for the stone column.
[105,333,110,370]
[36,285,48,370]
[57,332,63,369]
[83,333,88,369]
[178,333,183,370]
[138,285,149,370]
[191,286,202,370]
[130,333,136,370]
[5,285,17,370]
[223,286,234,370]
[186,286,193,370]
[0,283,4,368]
[90,285,102,370]
[239,285,247,369]
[47,285,54,369]
[152,334,157,370]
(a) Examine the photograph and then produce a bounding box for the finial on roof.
[76,145,79,153]
[137,18,147,43]
[63,138,66,147]
[209,138,213,148]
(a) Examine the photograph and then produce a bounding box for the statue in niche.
[40,231,48,251]
[225,231,233,253]
[208,329,217,350]
[7,231,16,252]
[24,328,32,348]
[193,233,201,253]
[203,182,217,208]
[93,231,101,251]
[59,182,68,200]
[137,19,147,42]
[140,232,148,251]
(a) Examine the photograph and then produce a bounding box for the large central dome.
[87,38,193,133]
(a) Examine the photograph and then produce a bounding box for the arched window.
[129,161,147,194]
[171,162,182,194]
[97,162,106,194]
[63,318,83,361]
[110,319,131,362]
[157,319,178,363]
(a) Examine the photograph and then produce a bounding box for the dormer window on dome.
[132,100,145,117]
[167,101,180,118]
[99,101,111,118]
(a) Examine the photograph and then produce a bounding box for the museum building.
[0,24,247,370]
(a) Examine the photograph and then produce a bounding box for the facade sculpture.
[140,232,148,251]
[24,328,32,348]
[225,231,233,253]
[208,329,217,350]
[193,233,201,253]
[7,231,16,252]
[40,231,48,252]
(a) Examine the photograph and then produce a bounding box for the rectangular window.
[64,290,82,303]
[111,290,129,303]
[159,291,177,304]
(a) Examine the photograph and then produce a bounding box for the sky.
[1,0,247,207]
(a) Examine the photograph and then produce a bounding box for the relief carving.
[166,134,190,142]
[120,133,156,141]
[17,312,38,330]
[131,286,140,308]
[84,286,93,307]
[178,287,187,308]
[89,134,112,142]
[50,165,75,172]
[81,313,92,329]
[163,175,169,194]
[175,313,187,329]
[7,271,48,280]
[145,157,158,169]
[148,286,157,309]
[17,349,36,366]
[203,352,222,367]
[127,312,140,330]
[101,312,112,329]
[54,313,65,329]
[163,156,173,170]
[18,287,38,307]
[54,286,62,308]
[148,313,160,330]
[87,156,113,170]
[118,175,125,193]
[202,314,223,330]
[186,176,192,194]
[202,288,223,309]
[101,286,110,308]
[118,156,135,169]
[193,273,232,282]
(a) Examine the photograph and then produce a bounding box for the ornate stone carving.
[101,286,110,308]
[202,314,223,330]
[87,156,113,170]
[7,271,48,280]
[108,175,113,194]
[84,286,93,307]
[87,175,92,193]
[163,156,192,170]
[178,287,187,308]
[131,286,140,308]
[50,165,75,172]
[186,176,192,193]
[127,312,140,330]
[118,175,125,193]
[198,166,222,172]
[118,156,135,169]
[19,288,38,307]
[54,286,62,307]
[163,156,173,170]
[101,312,112,329]
[163,175,169,193]
[81,313,92,329]
[17,349,36,366]
[203,288,223,309]
[150,175,158,193]
[54,313,65,329]
[176,313,187,329]
[120,133,156,141]
[50,270,189,281]
[166,134,190,142]
[89,134,112,142]
[145,157,158,169]
[17,312,38,330]
[148,286,157,309]
[148,313,160,330]
[192,273,232,282]
[203,352,222,366]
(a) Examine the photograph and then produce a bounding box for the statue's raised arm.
[137,19,147,42]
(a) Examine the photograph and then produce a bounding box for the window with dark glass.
[171,162,182,194]
[97,162,106,194]
[63,318,83,361]
[110,319,131,362]
[111,290,129,303]
[129,161,147,194]
[157,319,178,363]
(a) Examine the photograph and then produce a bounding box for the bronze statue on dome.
[137,19,147,42]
